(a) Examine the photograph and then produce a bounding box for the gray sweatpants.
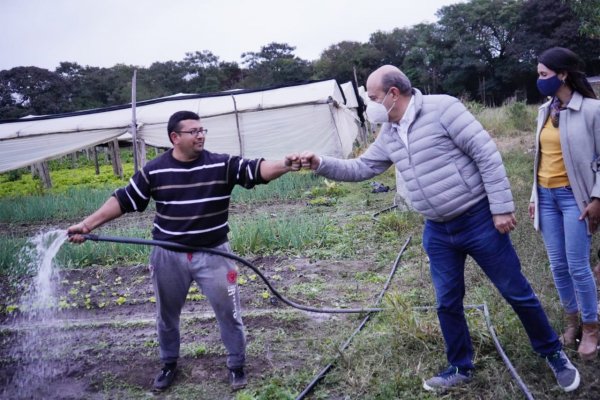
[149,242,246,369]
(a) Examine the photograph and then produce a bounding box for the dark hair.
[167,111,200,143]
[538,47,597,99]
[381,70,412,96]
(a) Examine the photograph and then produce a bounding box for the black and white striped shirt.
[113,149,265,248]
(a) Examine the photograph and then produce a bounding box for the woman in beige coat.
[529,47,600,360]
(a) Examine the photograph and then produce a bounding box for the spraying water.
[30,229,68,310]
[4,229,69,398]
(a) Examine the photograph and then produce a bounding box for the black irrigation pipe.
[479,303,534,400]
[297,284,534,399]
[295,236,411,400]
[409,304,535,400]
[370,206,533,399]
[79,234,385,314]
[371,204,398,221]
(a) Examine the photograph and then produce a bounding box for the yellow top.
[538,117,569,188]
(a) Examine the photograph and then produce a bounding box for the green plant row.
[231,172,324,203]
[0,187,117,223]
[0,211,344,274]
[0,164,133,198]
[0,172,324,223]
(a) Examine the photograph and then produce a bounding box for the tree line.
[1,0,599,120]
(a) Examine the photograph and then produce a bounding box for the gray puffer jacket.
[316,88,514,222]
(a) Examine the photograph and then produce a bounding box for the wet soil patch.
[0,252,386,399]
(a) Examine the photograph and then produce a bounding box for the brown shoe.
[578,322,599,360]
[559,312,580,347]
[593,263,600,285]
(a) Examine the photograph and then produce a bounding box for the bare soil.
[0,223,392,399]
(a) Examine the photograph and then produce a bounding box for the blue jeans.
[538,186,597,323]
[423,198,560,370]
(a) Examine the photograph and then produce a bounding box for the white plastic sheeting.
[0,80,364,173]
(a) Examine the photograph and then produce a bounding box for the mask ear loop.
[381,89,396,114]
[379,91,390,105]
[558,71,567,85]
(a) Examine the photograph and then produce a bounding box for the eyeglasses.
[176,128,208,137]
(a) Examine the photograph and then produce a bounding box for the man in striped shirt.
[68,110,301,391]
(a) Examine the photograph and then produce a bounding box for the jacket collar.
[566,91,583,111]
[411,88,423,118]
[538,91,584,111]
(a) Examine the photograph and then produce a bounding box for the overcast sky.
[1,0,464,71]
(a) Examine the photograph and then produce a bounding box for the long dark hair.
[538,47,597,99]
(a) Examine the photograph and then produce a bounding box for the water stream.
[4,229,69,398]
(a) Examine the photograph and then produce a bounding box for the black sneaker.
[423,365,473,391]
[153,363,177,391]
[545,350,580,392]
[229,367,247,390]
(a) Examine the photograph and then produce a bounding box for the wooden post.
[131,69,139,172]
[92,146,100,175]
[231,95,243,156]
[34,161,52,189]
[108,139,123,179]
[136,138,146,167]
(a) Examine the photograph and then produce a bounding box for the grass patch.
[288,279,326,300]
[469,100,538,137]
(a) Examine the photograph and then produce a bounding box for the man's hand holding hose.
[67,196,123,244]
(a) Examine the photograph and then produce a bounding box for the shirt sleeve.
[228,156,266,189]
[113,166,152,213]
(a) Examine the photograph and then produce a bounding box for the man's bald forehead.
[367,65,412,96]
[377,65,402,75]
[368,65,402,81]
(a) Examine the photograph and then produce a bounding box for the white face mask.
[365,91,395,124]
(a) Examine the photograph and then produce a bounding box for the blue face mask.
[537,75,563,97]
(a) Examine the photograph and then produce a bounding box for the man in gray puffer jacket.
[300,65,580,393]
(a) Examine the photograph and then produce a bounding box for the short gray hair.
[381,70,412,95]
